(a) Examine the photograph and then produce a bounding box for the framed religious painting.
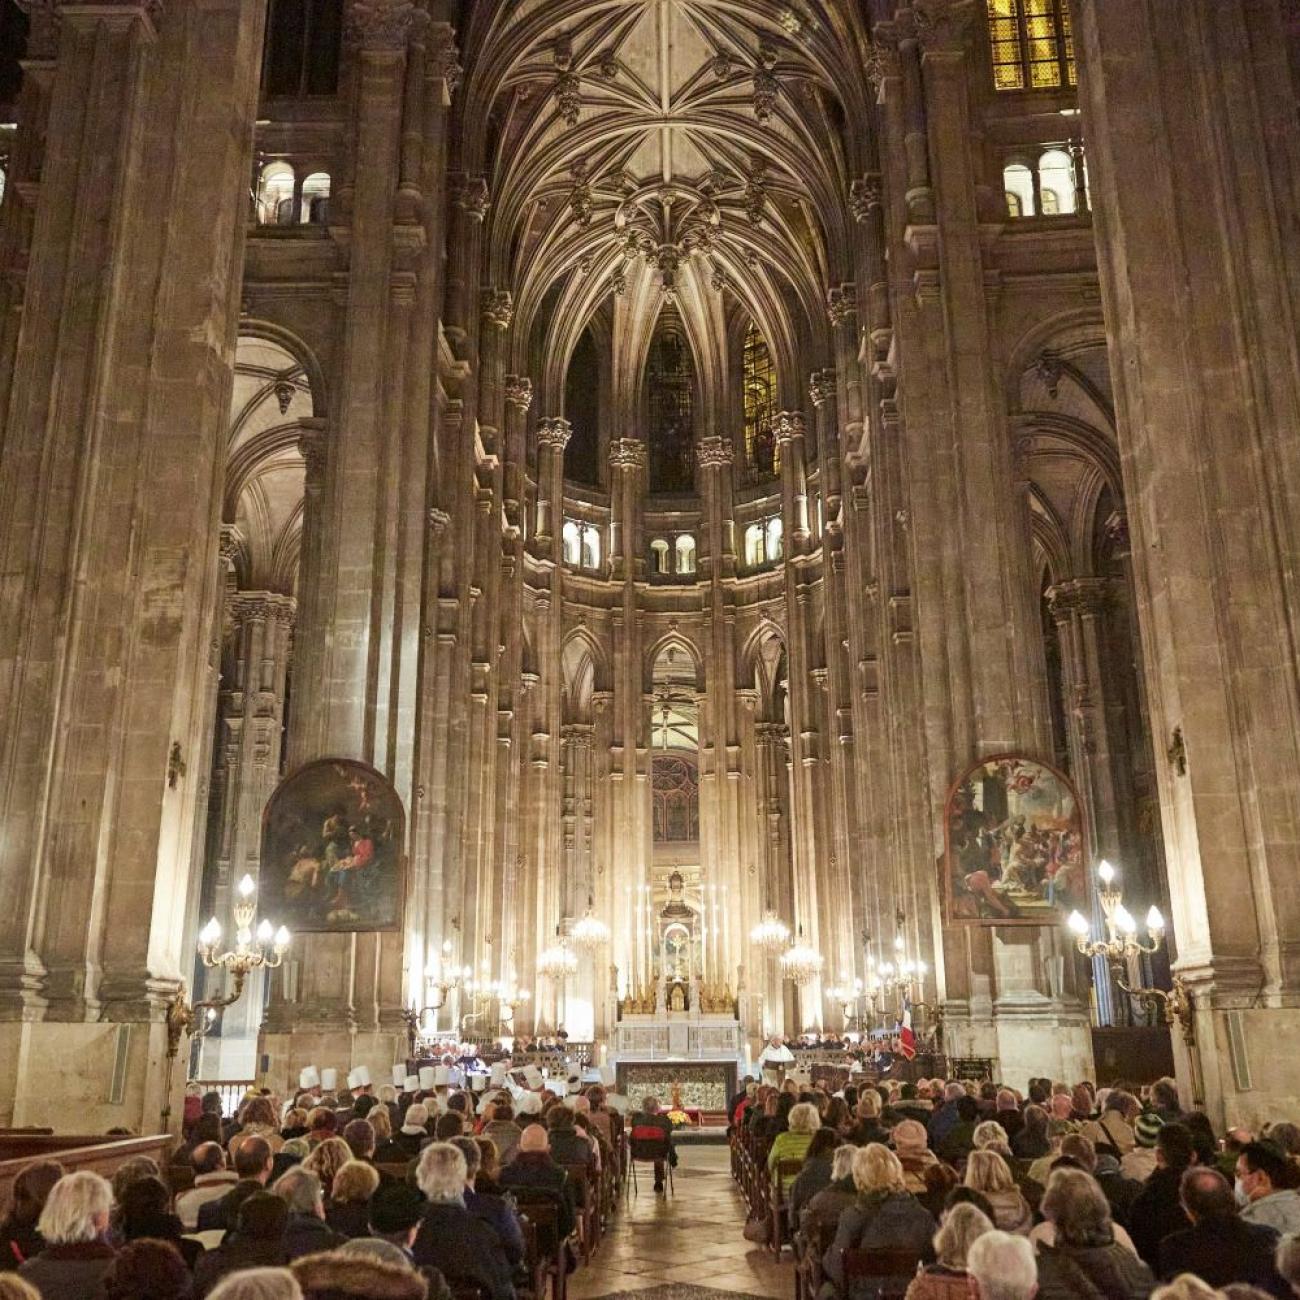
[260,758,406,932]
[942,754,1087,926]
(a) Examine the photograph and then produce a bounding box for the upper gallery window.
[648,534,698,579]
[742,322,779,479]
[1003,146,1088,218]
[742,516,784,571]
[987,0,1076,92]
[646,316,696,494]
[562,519,602,571]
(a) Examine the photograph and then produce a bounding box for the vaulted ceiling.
[457,0,876,411]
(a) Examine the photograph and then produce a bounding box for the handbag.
[743,1212,770,1245]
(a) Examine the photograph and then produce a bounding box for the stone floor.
[568,1145,793,1300]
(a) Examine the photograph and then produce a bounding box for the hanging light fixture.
[780,924,824,986]
[537,925,578,982]
[750,909,791,954]
[570,895,610,952]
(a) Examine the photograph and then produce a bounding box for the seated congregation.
[731,1074,1300,1300]
[0,1076,630,1300]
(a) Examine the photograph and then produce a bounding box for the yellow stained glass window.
[987,0,1075,93]
[742,321,780,477]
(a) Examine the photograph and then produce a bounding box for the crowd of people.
[731,1071,1300,1300]
[0,1074,629,1300]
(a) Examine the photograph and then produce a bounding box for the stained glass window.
[652,755,700,842]
[646,318,696,493]
[987,0,1075,93]
[743,322,779,477]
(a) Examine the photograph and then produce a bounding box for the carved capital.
[427,23,462,94]
[913,0,976,53]
[428,508,452,540]
[228,590,296,630]
[219,525,242,568]
[849,175,883,222]
[297,424,328,482]
[808,368,836,407]
[537,417,572,450]
[504,374,533,411]
[695,435,734,469]
[1047,577,1113,623]
[344,0,417,52]
[453,174,491,220]
[483,289,514,330]
[827,283,856,327]
[774,411,806,445]
[609,437,648,470]
[864,40,901,92]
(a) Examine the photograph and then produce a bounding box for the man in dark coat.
[196,1135,275,1232]
[1158,1167,1290,1298]
[499,1123,576,1238]
[1129,1122,1195,1270]
[193,1193,290,1298]
[411,1143,515,1300]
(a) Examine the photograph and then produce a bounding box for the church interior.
[1,0,1299,1149]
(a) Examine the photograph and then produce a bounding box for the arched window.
[652,755,700,842]
[675,535,696,575]
[646,313,695,493]
[766,516,784,563]
[257,162,296,226]
[565,327,601,486]
[301,172,330,224]
[1004,163,1035,218]
[580,524,601,570]
[744,523,765,569]
[1038,148,1076,214]
[650,539,670,575]
[562,520,582,567]
[987,0,1075,92]
[743,322,778,477]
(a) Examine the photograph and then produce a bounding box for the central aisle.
[569,1144,794,1300]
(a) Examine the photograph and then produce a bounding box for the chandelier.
[1067,859,1165,960]
[780,925,824,986]
[538,936,578,982]
[750,909,791,954]
[197,874,290,995]
[570,895,610,952]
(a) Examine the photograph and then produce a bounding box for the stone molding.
[453,174,491,220]
[849,175,883,221]
[827,283,856,326]
[808,368,836,407]
[344,0,419,52]
[228,590,296,629]
[774,411,806,445]
[427,23,462,93]
[483,289,514,330]
[1047,577,1113,621]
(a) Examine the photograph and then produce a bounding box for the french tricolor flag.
[898,997,917,1061]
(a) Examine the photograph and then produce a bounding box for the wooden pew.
[0,1135,174,1210]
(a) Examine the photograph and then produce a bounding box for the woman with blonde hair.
[302,1136,353,1200]
[237,1096,286,1152]
[963,1149,1032,1235]
[905,1202,995,1300]
[767,1101,820,1192]
[208,1268,303,1300]
[822,1145,936,1300]
[324,1160,380,1238]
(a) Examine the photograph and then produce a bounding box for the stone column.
[0,0,267,1128]
[198,591,295,1076]
[535,418,571,551]
[1076,0,1300,1122]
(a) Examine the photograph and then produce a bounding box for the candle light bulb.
[1067,911,1090,937]
[274,926,291,951]
[237,874,256,898]
[198,918,221,948]
[1114,905,1137,935]
[1146,905,1165,933]
[1097,860,1116,886]
[256,919,273,943]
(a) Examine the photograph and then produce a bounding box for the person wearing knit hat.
[1122,1111,1164,1183]
[892,1118,941,1194]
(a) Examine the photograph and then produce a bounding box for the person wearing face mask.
[1238,1141,1300,1235]
[1157,1167,1291,1298]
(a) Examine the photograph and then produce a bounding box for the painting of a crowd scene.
[261,759,405,932]
[943,755,1086,926]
